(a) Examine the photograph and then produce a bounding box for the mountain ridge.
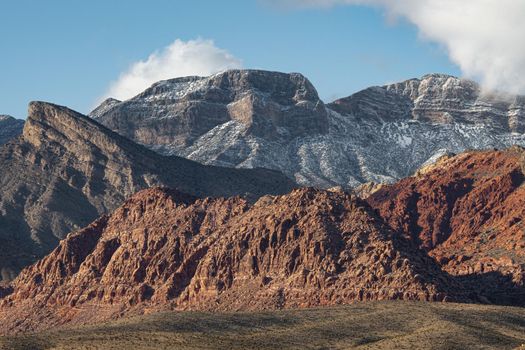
[0,101,295,281]
[91,69,525,188]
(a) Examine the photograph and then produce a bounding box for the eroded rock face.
[91,70,328,152]
[0,115,24,145]
[0,187,466,333]
[367,147,525,302]
[0,101,295,281]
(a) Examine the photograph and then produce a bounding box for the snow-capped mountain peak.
[90,70,525,188]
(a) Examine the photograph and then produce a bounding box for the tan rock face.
[367,147,525,303]
[0,187,466,333]
[0,101,296,281]
[353,182,385,199]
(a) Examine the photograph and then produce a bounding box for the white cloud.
[269,0,525,94]
[103,38,242,101]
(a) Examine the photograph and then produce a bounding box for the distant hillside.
[0,115,23,145]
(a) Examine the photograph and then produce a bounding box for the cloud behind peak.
[103,38,242,101]
[269,0,525,94]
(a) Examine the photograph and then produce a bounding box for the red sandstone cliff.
[0,187,465,333]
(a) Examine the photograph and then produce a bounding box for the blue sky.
[0,0,460,118]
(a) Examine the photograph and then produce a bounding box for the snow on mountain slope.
[177,109,525,187]
[91,70,525,188]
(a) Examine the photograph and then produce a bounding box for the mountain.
[90,70,328,149]
[0,186,468,333]
[367,147,525,304]
[0,101,295,281]
[91,70,525,188]
[0,115,24,145]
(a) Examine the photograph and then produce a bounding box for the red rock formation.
[0,187,466,333]
[367,147,525,302]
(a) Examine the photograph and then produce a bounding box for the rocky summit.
[91,70,328,150]
[368,147,525,305]
[0,101,295,281]
[91,70,525,188]
[330,73,525,131]
[0,187,468,333]
[0,115,24,145]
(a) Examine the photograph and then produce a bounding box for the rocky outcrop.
[0,187,467,333]
[353,182,385,199]
[0,101,295,281]
[91,71,525,188]
[367,147,525,303]
[0,115,23,145]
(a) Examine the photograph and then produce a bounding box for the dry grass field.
[1,301,524,350]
